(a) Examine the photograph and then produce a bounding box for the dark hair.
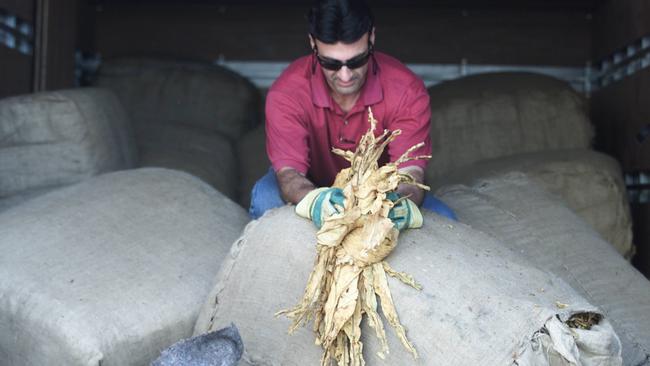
[308,0,374,44]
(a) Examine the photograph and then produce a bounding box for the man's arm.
[387,78,431,207]
[396,166,425,206]
[277,167,316,204]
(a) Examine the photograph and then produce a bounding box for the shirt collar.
[310,54,383,109]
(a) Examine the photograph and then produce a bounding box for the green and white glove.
[295,187,346,228]
[386,192,423,231]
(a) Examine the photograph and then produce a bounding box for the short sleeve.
[387,79,432,170]
[265,90,310,174]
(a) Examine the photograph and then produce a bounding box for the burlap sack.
[136,123,239,200]
[0,168,249,366]
[194,207,621,365]
[432,149,633,258]
[237,124,269,208]
[438,172,650,365]
[0,186,55,213]
[426,72,594,185]
[0,87,137,199]
[95,58,261,142]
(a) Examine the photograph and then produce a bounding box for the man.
[250,0,456,227]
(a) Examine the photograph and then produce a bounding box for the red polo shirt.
[266,52,432,187]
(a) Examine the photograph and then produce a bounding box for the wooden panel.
[0,0,35,21]
[590,0,649,170]
[96,0,596,6]
[593,0,650,60]
[0,47,32,98]
[94,5,308,62]
[33,0,79,91]
[44,0,78,90]
[376,7,592,65]
[94,3,592,66]
[0,0,34,98]
[591,68,650,171]
[590,1,648,165]
[76,0,96,52]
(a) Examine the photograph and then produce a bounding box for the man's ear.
[369,27,376,47]
[308,34,316,51]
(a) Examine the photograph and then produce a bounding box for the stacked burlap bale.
[95,58,261,201]
[0,186,58,212]
[426,72,594,185]
[437,172,650,364]
[432,149,634,258]
[95,58,260,141]
[138,123,239,200]
[0,168,249,365]
[425,72,634,257]
[194,206,622,365]
[0,88,137,210]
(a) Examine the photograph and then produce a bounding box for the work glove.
[295,187,346,228]
[386,192,423,231]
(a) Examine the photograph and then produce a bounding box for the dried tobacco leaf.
[566,312,602,330]
[277,107,430,365]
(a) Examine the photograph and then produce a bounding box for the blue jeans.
[249,168,458,221]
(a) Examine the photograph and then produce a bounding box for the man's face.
[311,32,374,98]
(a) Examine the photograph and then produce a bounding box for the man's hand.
[396,166,425,206]
[295,187,345,228]
[391,166,426,231]
[386,192,423,231]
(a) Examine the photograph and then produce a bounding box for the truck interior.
[1,0,649,365]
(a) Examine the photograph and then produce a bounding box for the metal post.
[33,0,49,92]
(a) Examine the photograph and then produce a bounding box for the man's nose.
[337,66,353,81]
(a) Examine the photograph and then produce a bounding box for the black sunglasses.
[313,43,374,71]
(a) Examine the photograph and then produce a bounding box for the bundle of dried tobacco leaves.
[277,107,430,366]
